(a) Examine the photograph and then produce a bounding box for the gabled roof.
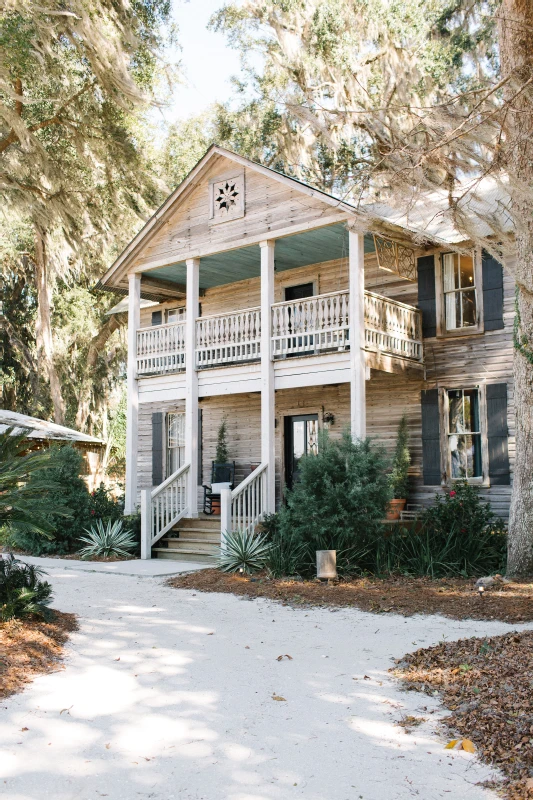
[99,144,362,290]
[0,410,104,446]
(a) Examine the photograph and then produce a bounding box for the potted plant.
[211,417,231,515]
[387,414,410,520]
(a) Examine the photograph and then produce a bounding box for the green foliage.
[275,430,391,576]
[375,484,507,577]
[390,415,410,499]
[0,428,64,539]
[88,485,124,524]
[215,417,230,463]
[217,530,272,574]
[78,519,136,559]
[261,514,309,578]
[11,445,89,556]
[0,558,53,621]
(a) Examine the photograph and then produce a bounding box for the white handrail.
[220,462,268,542]
[140,463,190,558]
[196,307,261,368]
[271,290,350,358]
[136,321,186,376]
[363,293,423,362]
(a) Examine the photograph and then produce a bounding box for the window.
[446,389,482,479]
[166,412,185,476]
[442,253,477,331]
[166,307,186,324]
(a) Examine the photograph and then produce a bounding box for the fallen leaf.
[113,657,120,662]
[461,739,476,753]
[207,632,214,636]
[21,727,29,732]
[105,743,111,750]
[276,654,293,661]
[363,675,371,680]
[60,706,72,715]
[526,778,533,790]
[272,694,286,701]
[445,740,459,749]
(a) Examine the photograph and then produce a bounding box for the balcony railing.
[136,290,423,376]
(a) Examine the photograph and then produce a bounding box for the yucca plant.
[217,529,271,574]
[0,558,53,621]
[78,519,136,559]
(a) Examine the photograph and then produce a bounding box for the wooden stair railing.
[141,463,190,559]
[220,463,268,544]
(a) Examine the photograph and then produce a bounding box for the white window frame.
[439,385,489,486]
[435,248,484,337]
[166,411,186,478]
[165,306,186,324]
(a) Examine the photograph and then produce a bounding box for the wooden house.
[97,146,513,561]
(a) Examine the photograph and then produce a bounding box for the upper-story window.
[442,252,477,331]
[166,307,186,324]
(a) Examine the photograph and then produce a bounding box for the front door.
[284,414,319,490]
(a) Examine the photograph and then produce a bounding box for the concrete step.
[152,548,214,563]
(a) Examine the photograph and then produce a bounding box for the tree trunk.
[75,315,121,431]
[34,227,66,425]
[498,0,533,576]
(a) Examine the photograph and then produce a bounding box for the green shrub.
[78,519,136,559]
[260,514,308,578]
[12,445,90,555]
[0,558,53,621]
[277,430,391,576]
[217,529,271,574]
[390,415,410,499]
[375,483,507,577]
[88,485,124,524]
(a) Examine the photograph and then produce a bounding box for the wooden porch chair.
[203,461,236,515]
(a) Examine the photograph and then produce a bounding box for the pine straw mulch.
[0,611,78,701]
[394,631,533,799]
[168,569,533,623]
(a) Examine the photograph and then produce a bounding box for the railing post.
[140,488,152,560]
[125,272,141,515]
[348,230,367,440]
[220,486,232,549]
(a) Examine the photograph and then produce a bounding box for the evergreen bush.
[277,430,391,576]
[390,415,410,499]
[215,417,229,463]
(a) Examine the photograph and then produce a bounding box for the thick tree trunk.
[34,227,66,425]
[499,0,533,576]
[75,315,121,431]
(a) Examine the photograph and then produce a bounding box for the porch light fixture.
[323,411,335,426]
[374,235,417,282]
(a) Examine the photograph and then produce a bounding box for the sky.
[160,0,244,124]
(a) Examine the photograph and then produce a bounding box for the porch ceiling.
[143,225,376,290]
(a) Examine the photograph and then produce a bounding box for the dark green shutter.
[482,251,504,331]
[486,383,510,485]
[151,310,162,326]
[417,255,437,338]
[152,412,163,486]
[421,389,441,485]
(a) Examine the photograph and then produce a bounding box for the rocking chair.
[203,461,236,515]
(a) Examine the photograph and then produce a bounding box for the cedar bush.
[271,430,391,576]
[390,415,410,500]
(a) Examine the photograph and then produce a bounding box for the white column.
[260,240,276,512]
[185,257,200,517]
[124,272,141,514]
[349,230,366,440]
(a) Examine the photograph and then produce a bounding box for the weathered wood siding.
[137,398,185,496]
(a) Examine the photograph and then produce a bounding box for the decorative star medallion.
[215,181,239,213]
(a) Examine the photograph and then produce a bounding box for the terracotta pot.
[386,498,406,521]
[211,498,221,515]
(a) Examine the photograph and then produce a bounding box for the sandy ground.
[0,567,529,800]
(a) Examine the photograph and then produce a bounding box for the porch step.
[151,548,214,563]
[165,536,219,553]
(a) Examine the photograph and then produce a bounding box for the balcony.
[135,289,423,377]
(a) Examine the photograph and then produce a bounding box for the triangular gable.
[98,145,358,290]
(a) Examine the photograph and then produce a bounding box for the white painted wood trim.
[260,240,276,513]
[185,258,200,516]
[349,231,366,439]
[125,272,141,514]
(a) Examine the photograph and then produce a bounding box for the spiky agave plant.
[217,529,271,574]
[78,519,136,559]
[0,558,53,621]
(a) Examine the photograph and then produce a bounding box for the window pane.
[464,388,480,433]
[448,390,465,433]
[293,421,305,459]
[449,434,482,478]
[459,255,475,289]
[307,419,318,455]
[443,253,458,291]
[461,290,477,327]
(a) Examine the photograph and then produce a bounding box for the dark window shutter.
[152,412,163,486]
[151,310,162,326]
[421,389,441,485]
[417,255,437,338]
[486,383,510,485]
[482,251,504,331]
[198,408,203,484]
